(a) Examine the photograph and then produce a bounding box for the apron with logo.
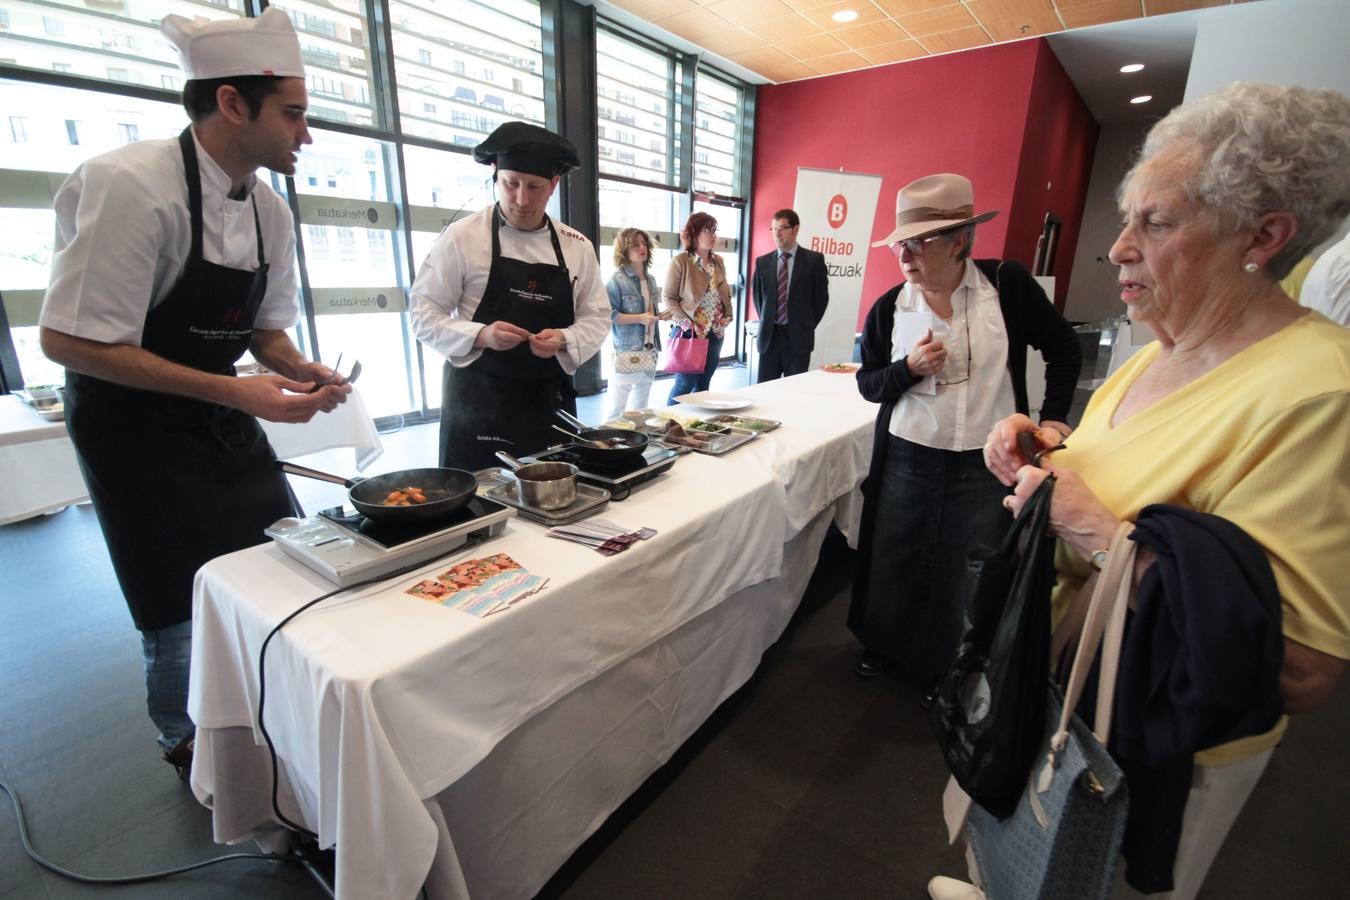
[64,127,295,632]
[439,206,577,469]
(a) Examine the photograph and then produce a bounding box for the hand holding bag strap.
[998,472,1056,556]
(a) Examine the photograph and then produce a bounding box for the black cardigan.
[849,259,1081,624]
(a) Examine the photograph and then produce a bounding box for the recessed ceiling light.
[831,9,859,23]
[1120,63,1145,74]
[1130,95,1153,104]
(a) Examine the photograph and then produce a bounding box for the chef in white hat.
[37,8,350,779]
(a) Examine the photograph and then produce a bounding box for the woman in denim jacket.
[606,228,667,418]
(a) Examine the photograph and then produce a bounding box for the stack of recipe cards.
[405,553,548,617]
[545,518,656,555]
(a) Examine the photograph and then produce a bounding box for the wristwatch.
[1090,548,1109,570]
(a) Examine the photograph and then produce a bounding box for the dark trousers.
[757,323,811,382]
[853,435,1008,686]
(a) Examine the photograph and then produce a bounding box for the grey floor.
[2,361,1346,899]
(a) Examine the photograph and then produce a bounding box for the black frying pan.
[553,410,649,464]
[277,461,478,524]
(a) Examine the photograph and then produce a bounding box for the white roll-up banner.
[791,167,884,369]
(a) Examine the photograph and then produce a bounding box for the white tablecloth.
[0,395,88,525]
[256,388,384,471]
[189,368,879,899]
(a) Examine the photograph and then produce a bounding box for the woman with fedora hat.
[848,173,1080,690]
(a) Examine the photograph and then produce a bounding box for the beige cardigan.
[662,251,733,333]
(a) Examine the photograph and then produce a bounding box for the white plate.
[673,391,754,411]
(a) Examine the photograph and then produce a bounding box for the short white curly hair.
[1124,82,1350,279]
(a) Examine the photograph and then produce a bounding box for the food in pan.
[684,420,730,434]
[383,486,429,506]
[655,420,713,448]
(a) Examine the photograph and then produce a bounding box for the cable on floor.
[0,777,296,885]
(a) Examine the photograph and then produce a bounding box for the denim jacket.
[606,265,662,352]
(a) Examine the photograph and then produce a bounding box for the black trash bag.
[930,474,1057,819]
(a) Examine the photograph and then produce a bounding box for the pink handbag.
[660,329,708,374]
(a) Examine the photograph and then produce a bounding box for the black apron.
[64,128,295,632]
[439,206,577,469]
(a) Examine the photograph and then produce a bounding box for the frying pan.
[553,410,649,465]
[276,461,478,524]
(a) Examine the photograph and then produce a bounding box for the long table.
[188,368,877,899]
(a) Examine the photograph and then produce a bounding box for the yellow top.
[1279,255,1316,301]
[1054,312,1350,765]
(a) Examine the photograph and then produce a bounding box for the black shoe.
[163,735,195,782]
[854,652,888,678]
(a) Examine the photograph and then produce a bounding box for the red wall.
[749,39,1098,328]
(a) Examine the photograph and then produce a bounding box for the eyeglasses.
[889,233,949,257]
[934,313,972,387]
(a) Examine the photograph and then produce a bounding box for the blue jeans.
[140,620,195,751]
[667,333,724,404]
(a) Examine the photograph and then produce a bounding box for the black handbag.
[930,474,1057,819]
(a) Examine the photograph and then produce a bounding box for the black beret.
[472,122,580,178]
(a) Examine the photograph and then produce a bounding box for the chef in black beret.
[411,122,609,469]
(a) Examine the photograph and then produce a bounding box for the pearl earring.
[1243,261,1259,273]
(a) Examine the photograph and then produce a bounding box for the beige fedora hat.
[870,173,998,248]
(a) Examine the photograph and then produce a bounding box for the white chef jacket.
[888,259,1015,451]
[40,128,300,345]
[409,204,610,374]
[1300,232,1350,327]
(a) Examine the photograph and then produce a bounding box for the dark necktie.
[776,252,791,325]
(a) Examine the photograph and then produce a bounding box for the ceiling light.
[1130,95,1153,104]
[831,9,859,23]
[1119,63,1145,73]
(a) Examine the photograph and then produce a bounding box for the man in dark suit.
[752,208,830,381]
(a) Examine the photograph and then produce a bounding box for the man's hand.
[529,328,567,359]
[229,374,345,423]
[474,321,531,351]
[906,329,947,377]
[293,360,352,411]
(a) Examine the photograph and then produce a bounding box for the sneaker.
[163,735,195,782]
[927,876,985,900]
[854,651,888,678]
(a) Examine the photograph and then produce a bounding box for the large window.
[693,70,743,198]
[390,0,544,147]
[270,0,376,127]
[596,28,680,187]
[0,0,241,89]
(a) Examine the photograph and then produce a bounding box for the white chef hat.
[160,8,304,81]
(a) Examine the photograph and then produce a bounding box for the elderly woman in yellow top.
[929,84,1350,900]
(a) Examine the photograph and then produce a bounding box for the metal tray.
[705,414,781,433]
[653,426,759,456]
[475,468,611,525]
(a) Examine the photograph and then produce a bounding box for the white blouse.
[888,260,1016,451]
[41,128,300,345]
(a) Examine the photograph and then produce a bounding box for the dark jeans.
[668,332,724,403]
[855,434,1008,685]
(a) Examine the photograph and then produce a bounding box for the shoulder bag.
[965,522,1135,900]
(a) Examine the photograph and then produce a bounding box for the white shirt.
[409,205,610,374]
[1300,232,1350,326]
[888,260,1015,450]
[40,129,300,345]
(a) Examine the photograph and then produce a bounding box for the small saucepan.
[276,461,477,524]
[553,410,649,465]
[495,452,578,510]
